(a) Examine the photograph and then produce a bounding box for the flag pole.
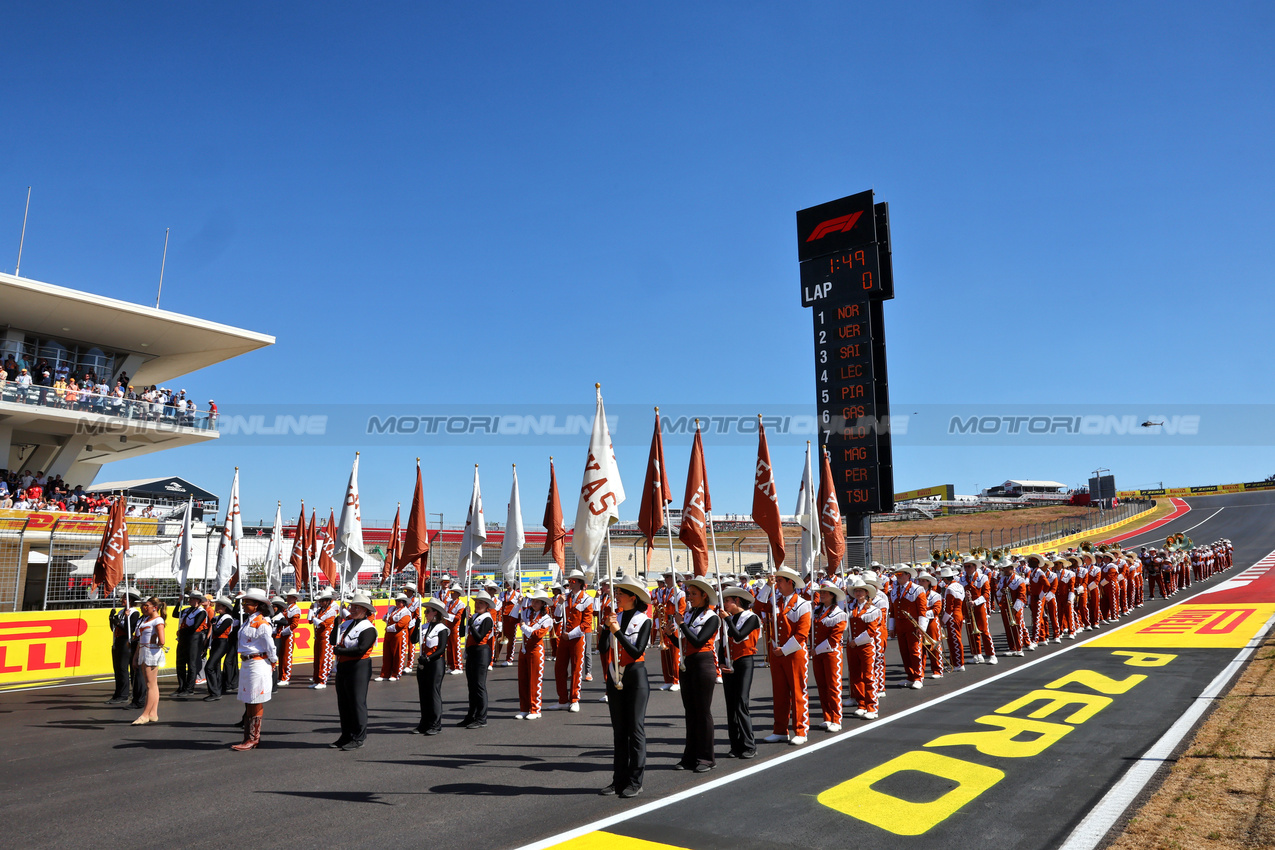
[699,420,727,662]
[656,408,679,582]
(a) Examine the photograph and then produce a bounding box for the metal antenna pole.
[15,187,30,276]
[155,228,170,308]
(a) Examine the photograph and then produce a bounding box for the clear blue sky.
[4,2,1273,526]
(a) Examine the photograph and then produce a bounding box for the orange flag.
[751,419,786,567]
[318,511,339,585]
[92,496,130,594]
[307,509,318,564]
[637,411,673,570]
[289,501,310,587]
[397,459,430,573]
[818,446,845,570]
[542,457,566,572]
[381,505,401,585]
[678,423,712,576]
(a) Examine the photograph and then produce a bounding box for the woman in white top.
[131,596,167,725]
[232,588,278,751]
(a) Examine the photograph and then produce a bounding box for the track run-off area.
[3,492,1273,850]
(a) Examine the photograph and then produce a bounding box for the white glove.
[567,626,583,640]
[887,618,895,632]
[1013,601,1025,612]
[386,625,397,633]
[853,631,872,646]
[814,639,833,655]
[518,624,528,638]
[1068,592,1075,604]
[919,616,932,632]
[780,636,801,656]
[941,613,952,625]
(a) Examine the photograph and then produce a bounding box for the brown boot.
[231,716,261,751]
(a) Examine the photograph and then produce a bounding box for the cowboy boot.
[231,716,261,751]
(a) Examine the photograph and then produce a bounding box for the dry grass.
[870,505,1095,537]
[1107,633,1275,850]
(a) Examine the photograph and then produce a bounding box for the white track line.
[1058,604,1275,850]
[1113,505,1222,548]
[515,554,1265,850]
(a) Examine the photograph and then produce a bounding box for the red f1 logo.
[806,211,863,242]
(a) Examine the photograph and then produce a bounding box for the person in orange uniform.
[403,583,422,667]
[939,567,966,672]
[1083,552,1102,627]
[997,561,1029,655]
[811,583,848,732]
[551,570,593,712]
[915,571,945,680]
[890,566,927,688]
[961,558,998,665]
[277,590,304,685]
[515,589,553,720]
[378,593,413,681]
[309,589,338,689]
[498,580,522,667]
[548,581,565,661]
[763,567,812,745]
[721,586,760,758]
[599,574,654,799]
[444,584,466,674]
[846,578,881,719]
[656,569,686,691]
[1057,556,1079,639]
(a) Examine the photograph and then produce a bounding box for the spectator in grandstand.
[2,354,18,378]
[15,368,32,401]
[0,493,12,509]
[64,378,80,409]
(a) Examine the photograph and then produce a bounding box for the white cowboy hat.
[915,571,937,586]
[348,591,376,615]
[611,574,652,606]
[241,588,269,605]
[773,567,804,587]
[564,569,587,584]
[394,593,408,603]
[816,582,846,603]
[722,586,754,604]
[470,590,495,607]
[424,598,447,616]
[213,596,234,609]
[284,588,300,598]
[937,566,959,580]
[684,578,718,607]
[403,583,418,593]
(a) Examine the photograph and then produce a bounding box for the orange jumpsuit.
[657,586,687,685]
[811,603,847,725]
[941,580,966,669]
[769,592,811,736]
[923,587,944,677]
[847,598,881,714]
[444,595,466,671]
[961,570,996,660]
[517,608,553,713]
[500,589,521,663]
[381,604,412,679]
[1057,566,1077,636]
[280,603,303,682]
[891,580,928,684]
[309,601,337,684]
[554,588,593,706]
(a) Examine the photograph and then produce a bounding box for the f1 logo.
[806,211,863,242]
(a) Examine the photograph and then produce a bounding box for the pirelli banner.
[1117,480,1275,499]
[0,603,391,689]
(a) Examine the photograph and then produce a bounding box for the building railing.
[0,379,218,432]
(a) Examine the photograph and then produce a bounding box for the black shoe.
[672,763,690,771]
[723,751,738,758]
[203,695,221,702]
[599,784,617,796]
[694,763,714,774]
[329,738,351,749]
[463,720,487,729]
[738,750,757,760]
[409,728,424,735]
[619,785,642,798]
[105,697,127,705]
[454,718,473,728]
[339,740,364,751]
[128,703,144,710]
[422,729,441,736]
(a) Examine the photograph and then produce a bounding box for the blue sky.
[4,2,1273,526]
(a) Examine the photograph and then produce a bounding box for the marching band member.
[278,590,303,685]
[890,565,927,688]
[413,598,449,735]
[498,580,522,667]
[444,583,465,674]
[403,583,422,667]
[378,593,413,682]
[551,570,593,712]
[549,581,565,660]
[309,589,338,688]
[204,596,237,701]
[764,567,811,745]
[232,588,277,750]
[721,586,759,758]
[106,586,142,705]
[459,590,495,728]
[599,575,653,799]
[811,583,848,732]
[861,570,889,698]
[846,578,880,719]
[483,580,502,670]
[961,558,997,665]
[915,571,944,680]
[668,577,720,773]
[1058,556,1079,639]
[1085,552,1102,625]
[331,591,377,750]
[997,561,1029,655]
[656,569,685,691]
[515,589,554,720]
[131,596,166,725]
[173,589,208,696]
[939,567,965,672]
[269,596,291,690]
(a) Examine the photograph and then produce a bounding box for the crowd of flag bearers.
[91,384,1238,796]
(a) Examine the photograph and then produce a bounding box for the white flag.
[213,470,242,595]
[169,497,194,591]
[264,503,284,593]
[459,465,486,585]
[499,466,525,585]
[572,385,625,570]
[795,442,821,580]
[335,453,367,589]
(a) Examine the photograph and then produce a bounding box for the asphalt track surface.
[3,493,1273,850]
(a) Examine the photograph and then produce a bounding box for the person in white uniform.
[232,588,278,752]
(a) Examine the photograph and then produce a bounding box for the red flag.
[542,457,566,570]
[92,497,130,594]
[317,511,339,584]
[289,501,310,587]
[751,420,786,567]
[307,509,318,563]
[678,424,712,576]
[637,411,673,569]
[397,460,430,573]
[818,446,845,570]
[381,506,401,585]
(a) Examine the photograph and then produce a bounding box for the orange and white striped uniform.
[554,588,593,706]
[811,602,847,725]
[381,604,413,679]
[847,598,881,714]
[769,591,811,737]
[444,594,465,671]
[309,600,338,683]
[941,579,965,669]
[279,602,303,683]
[518,606,553,714]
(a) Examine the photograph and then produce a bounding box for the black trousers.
[335,658,372,744]
[205,638,233,696]
[722,654,756,756]
[272,638,285,691]
[175,634,201,692]
[464,645,491,723]
[416,655,445,732]
[130,650,147,707]
[605,661,650,790]
[110,640,133,699]
[223,645,240,692]
[679,652,717,768]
